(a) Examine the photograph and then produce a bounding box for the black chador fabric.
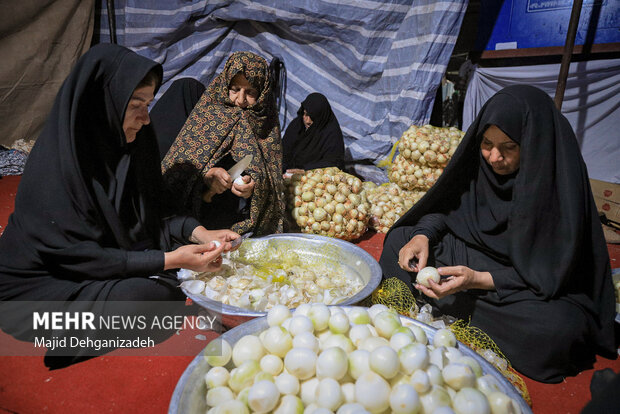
[148,77,250,228]
[380,85,616,383]
[282,93,344,171]
[150,78,206,160]
[0,44,199,368]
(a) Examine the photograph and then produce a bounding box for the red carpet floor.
[0,174,618,413]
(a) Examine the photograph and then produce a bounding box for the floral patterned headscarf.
[161,51,284,235]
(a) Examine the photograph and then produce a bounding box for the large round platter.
[169,306,532,414]
[179,233,382,318]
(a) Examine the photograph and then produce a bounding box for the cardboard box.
[590,179,620,204]
[591,179,620,229]
[594,196,620,224]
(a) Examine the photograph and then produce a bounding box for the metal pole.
[107,0,117,44]
[554,0,583,111]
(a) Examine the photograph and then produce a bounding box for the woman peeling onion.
[380,85,616,383]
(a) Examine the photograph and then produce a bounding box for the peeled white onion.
[273,394,304,414]
[316,347,349,380]
[410,368,431,394]
[275,372,300,395]
[234,176,245,186]
[452,387,490,414]
[354,371,391,413]
[372,310,402,339]
[260,354,283,376]
[315,377,344,411]
[288,315,315,336]
[213,399,249,414]
[399,342,430,374]
[232,335,265,366]
[434,328,457,348]
[443,363,477,390]
[284,347,317,380]
[292,330,320,353]
[248,380,279,413]
[261,326,293,357]
[390,383,421,414]
[204,338,232,367]
[417,266,440,288]
[206,386,234,407]
[267,304,292,327]
[369,345,400,379]
[348,349,371,380]
[308,303,331,331]
[336,403,369,414]
[204,366,230,388]
[487,391,520,414]
[228,360,260,392]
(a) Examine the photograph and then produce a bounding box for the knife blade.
[230,232,253,248]
[227,154,253,181]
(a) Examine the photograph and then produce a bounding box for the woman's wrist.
[189,226,210,244]
[164,251,180,270]
[473,271,495,290]
[409,234,429,247]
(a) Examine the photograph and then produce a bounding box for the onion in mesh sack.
[388,125,464,191]
[366,183,426,233]
[285,168,371,241]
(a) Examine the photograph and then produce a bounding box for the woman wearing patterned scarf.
[161,52,284,236]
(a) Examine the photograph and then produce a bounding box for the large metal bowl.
[169,307,532,414]
[179,233,382,319]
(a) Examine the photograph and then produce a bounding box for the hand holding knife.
[230,232,253,249]
[202,154,253,203]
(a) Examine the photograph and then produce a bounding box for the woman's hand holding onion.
[203,167,232,202]
[398,234,429,272]
[231,175,255,198]
[164,242,226,272]
[190,226,240,251]
[415,265,495,299]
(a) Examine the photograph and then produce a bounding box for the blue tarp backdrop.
[95,0,467,182]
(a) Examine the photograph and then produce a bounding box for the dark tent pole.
[107,0,117,44]
[554,0,583,110]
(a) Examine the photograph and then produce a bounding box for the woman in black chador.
[150,77,206,160]
[380,85,616,383]
[282,92,344,173]
[0,44,238,368]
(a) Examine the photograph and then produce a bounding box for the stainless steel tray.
[179,233,382,317]
[169,307,532,414]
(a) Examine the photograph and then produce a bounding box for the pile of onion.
[202,304,523,414]
[388,125,464,191]
[285,168,371,241]
[365,183,425,233]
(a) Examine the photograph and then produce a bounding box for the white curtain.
[464,59,620,184]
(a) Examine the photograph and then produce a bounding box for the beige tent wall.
[0,0,94,147]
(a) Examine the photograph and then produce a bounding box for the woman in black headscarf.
[379,85,616,383]
[0,44,239,368]
[150,77,206,160]
[282,92,344,174]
